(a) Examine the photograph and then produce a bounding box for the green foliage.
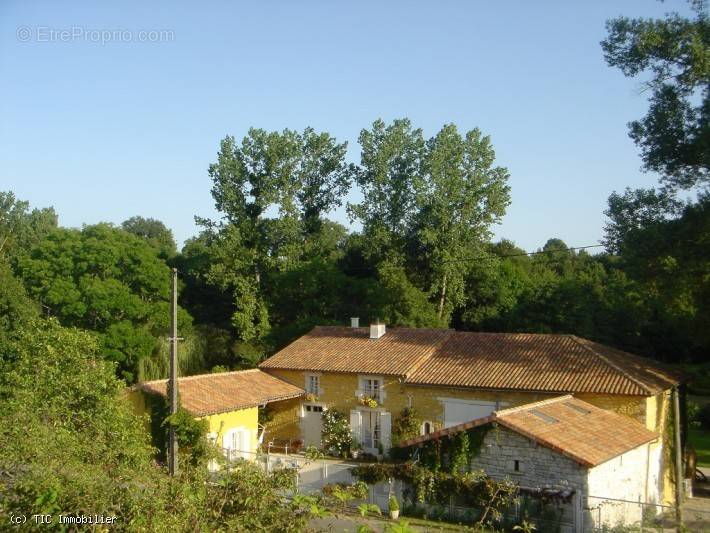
[14,223,195,382]
[0,316,318,531]
[602,1,709,190]
[352,462,518,529]
[0,190,57,261]
[392,407,423,447]
[384,521,416,533]
[122,216,177,260]
[389,494,400,512]
[321,409,353,457]
[323,481,369,511]
[0,258,38,340]
[358,503,382,518]
[163,408,210,466]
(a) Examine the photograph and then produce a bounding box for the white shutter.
[380,412,392,452]
[350,409,361,441]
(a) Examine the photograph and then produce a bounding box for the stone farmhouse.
[258,320,685,506]
[398,395,660,527]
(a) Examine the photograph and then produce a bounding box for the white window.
[305,374,321,395]
[359,376,384,402]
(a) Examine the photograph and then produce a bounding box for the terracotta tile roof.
[140,369,304,417]
[406,332,682,395]
[259,326,450,377]
[260,326,682,396]
[399,396,658,467]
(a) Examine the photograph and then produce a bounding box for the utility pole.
[168,267,179,476]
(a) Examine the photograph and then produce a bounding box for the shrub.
[322,409,353,457]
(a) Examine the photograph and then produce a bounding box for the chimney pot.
[350,317,359,328]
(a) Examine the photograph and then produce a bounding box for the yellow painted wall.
[266,369,558,440]
[575,393,647,424]
[123,387,260,456]
[201,407,259,454]
[265,369,655,434]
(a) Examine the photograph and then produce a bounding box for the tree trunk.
[438,273,447,319]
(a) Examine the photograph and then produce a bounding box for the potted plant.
[304,392,319,402]
[351,438,363,459]
[388,494,400,520]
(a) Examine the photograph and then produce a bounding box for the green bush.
[322,409,353,457]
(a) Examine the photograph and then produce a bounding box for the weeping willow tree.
[138,335,208,382]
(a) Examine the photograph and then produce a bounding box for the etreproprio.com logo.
[16,26,175,44]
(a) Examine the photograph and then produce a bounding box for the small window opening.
[514,460,520,472]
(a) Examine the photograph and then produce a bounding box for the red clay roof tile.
[140,369,304,417]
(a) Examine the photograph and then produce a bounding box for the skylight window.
[563,401,591,415]
[529,409,558,424]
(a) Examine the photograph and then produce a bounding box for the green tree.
[0,191,57,260]
[413,124,510,320]
[349,118,425,264]
[15,224,191,382]
[602,0,709,190]
[206,127,354,342]
[122,215,178,259]
[0,317,315,531]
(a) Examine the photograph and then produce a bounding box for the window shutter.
[380,412,392,452]
[350,409,361,441]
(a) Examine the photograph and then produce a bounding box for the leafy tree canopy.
[602,0,709,190]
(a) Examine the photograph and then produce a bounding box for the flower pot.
[351,450,360,459]
[389,510,399,520]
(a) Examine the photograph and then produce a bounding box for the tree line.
[0,1,706,529]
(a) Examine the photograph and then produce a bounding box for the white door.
[442,399,498,428]
[301,404,324,447]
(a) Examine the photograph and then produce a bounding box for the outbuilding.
[399,395,661,531]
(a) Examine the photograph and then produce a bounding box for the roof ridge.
[568,336,654,395]
[140,368,262,386]
[495,395,573,416]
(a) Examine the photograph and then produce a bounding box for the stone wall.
[470,425,587,491]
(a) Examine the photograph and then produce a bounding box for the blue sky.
[0,1,689,251]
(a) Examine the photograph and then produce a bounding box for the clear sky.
[0,1,689,251]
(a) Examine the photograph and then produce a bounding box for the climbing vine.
[392,407,423,445]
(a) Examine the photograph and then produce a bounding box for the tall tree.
[206,127,353,342]
[602,0,709,190]
[414,125,510,319]
[349,118,426,264]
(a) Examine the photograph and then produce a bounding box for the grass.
[690,428,710,467]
